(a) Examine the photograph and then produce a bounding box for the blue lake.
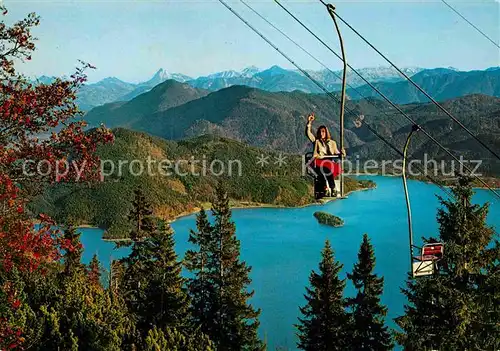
[79,176,500,350]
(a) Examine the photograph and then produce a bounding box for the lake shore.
[100,184,377,241]
[162,183,377,224]
[353,172,500,190]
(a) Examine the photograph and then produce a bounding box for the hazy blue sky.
[6,0,500,83]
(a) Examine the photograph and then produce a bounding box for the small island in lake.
[313,211,344,227]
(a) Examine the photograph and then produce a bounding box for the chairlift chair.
[412,243,444,277]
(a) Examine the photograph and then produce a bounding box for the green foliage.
[3,230,133,351]
[145,326,215,351]
[296,240,348,351]
[184,208,213,328]
[346,234,393,350]
[145,327,169,351]
[396,177,500,349]
[185,183,264,351]
[143,221,190,330]
[313,211,344,227]
[36,282,129,351]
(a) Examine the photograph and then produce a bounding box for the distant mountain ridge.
[34,65,427,110]
[144,68,192,86]
[83,80,209,128]
[185,65,427,93]
[350,67,500,104]
[34,65,500,111]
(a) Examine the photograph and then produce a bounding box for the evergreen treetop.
[346,234,393,350]
[296,240,348,351]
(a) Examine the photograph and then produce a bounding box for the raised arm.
[305,114,316,143]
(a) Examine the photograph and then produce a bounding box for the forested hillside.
[31,128,372,238]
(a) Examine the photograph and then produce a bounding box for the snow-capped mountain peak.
[256,65,289,77]
[241,66,262,77]
[142,69,192,86]
[206,70,242,79]
[153,68,170,80]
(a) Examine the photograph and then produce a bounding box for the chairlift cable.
[240,0,364,100]
[241,0,421,141]
[220,0,365,133]
[240,0,452,184]
[440,0,500,50]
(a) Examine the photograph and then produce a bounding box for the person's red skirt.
[314,158,342,177]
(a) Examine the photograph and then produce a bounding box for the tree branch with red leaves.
[0,6,113,349]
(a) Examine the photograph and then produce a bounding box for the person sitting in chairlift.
[305,113,345,197]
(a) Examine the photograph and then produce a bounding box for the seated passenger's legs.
[314,159,340,196]
[320,166,335,192]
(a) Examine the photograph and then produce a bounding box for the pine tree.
[396,177,499,350]
[185,183,264,351]
[128,187,154,241]
[121,187,157,331]
[142,220,190,330]
[121,190,190,342]
[346,234,393,350]
[184,208,213,328]
[88,254,102,287]
[296,240,348,351]
[213,183,264,351]
[61,224,84,279]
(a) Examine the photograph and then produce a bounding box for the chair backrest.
[305,152,313,163]
[422,243,444,258]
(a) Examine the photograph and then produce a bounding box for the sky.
[5,0,500,83]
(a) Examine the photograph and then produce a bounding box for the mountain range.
[83,79,500,175]
[350,67,500,104]
[60,65,500,111]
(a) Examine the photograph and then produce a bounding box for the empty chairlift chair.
[412,243,444,277]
